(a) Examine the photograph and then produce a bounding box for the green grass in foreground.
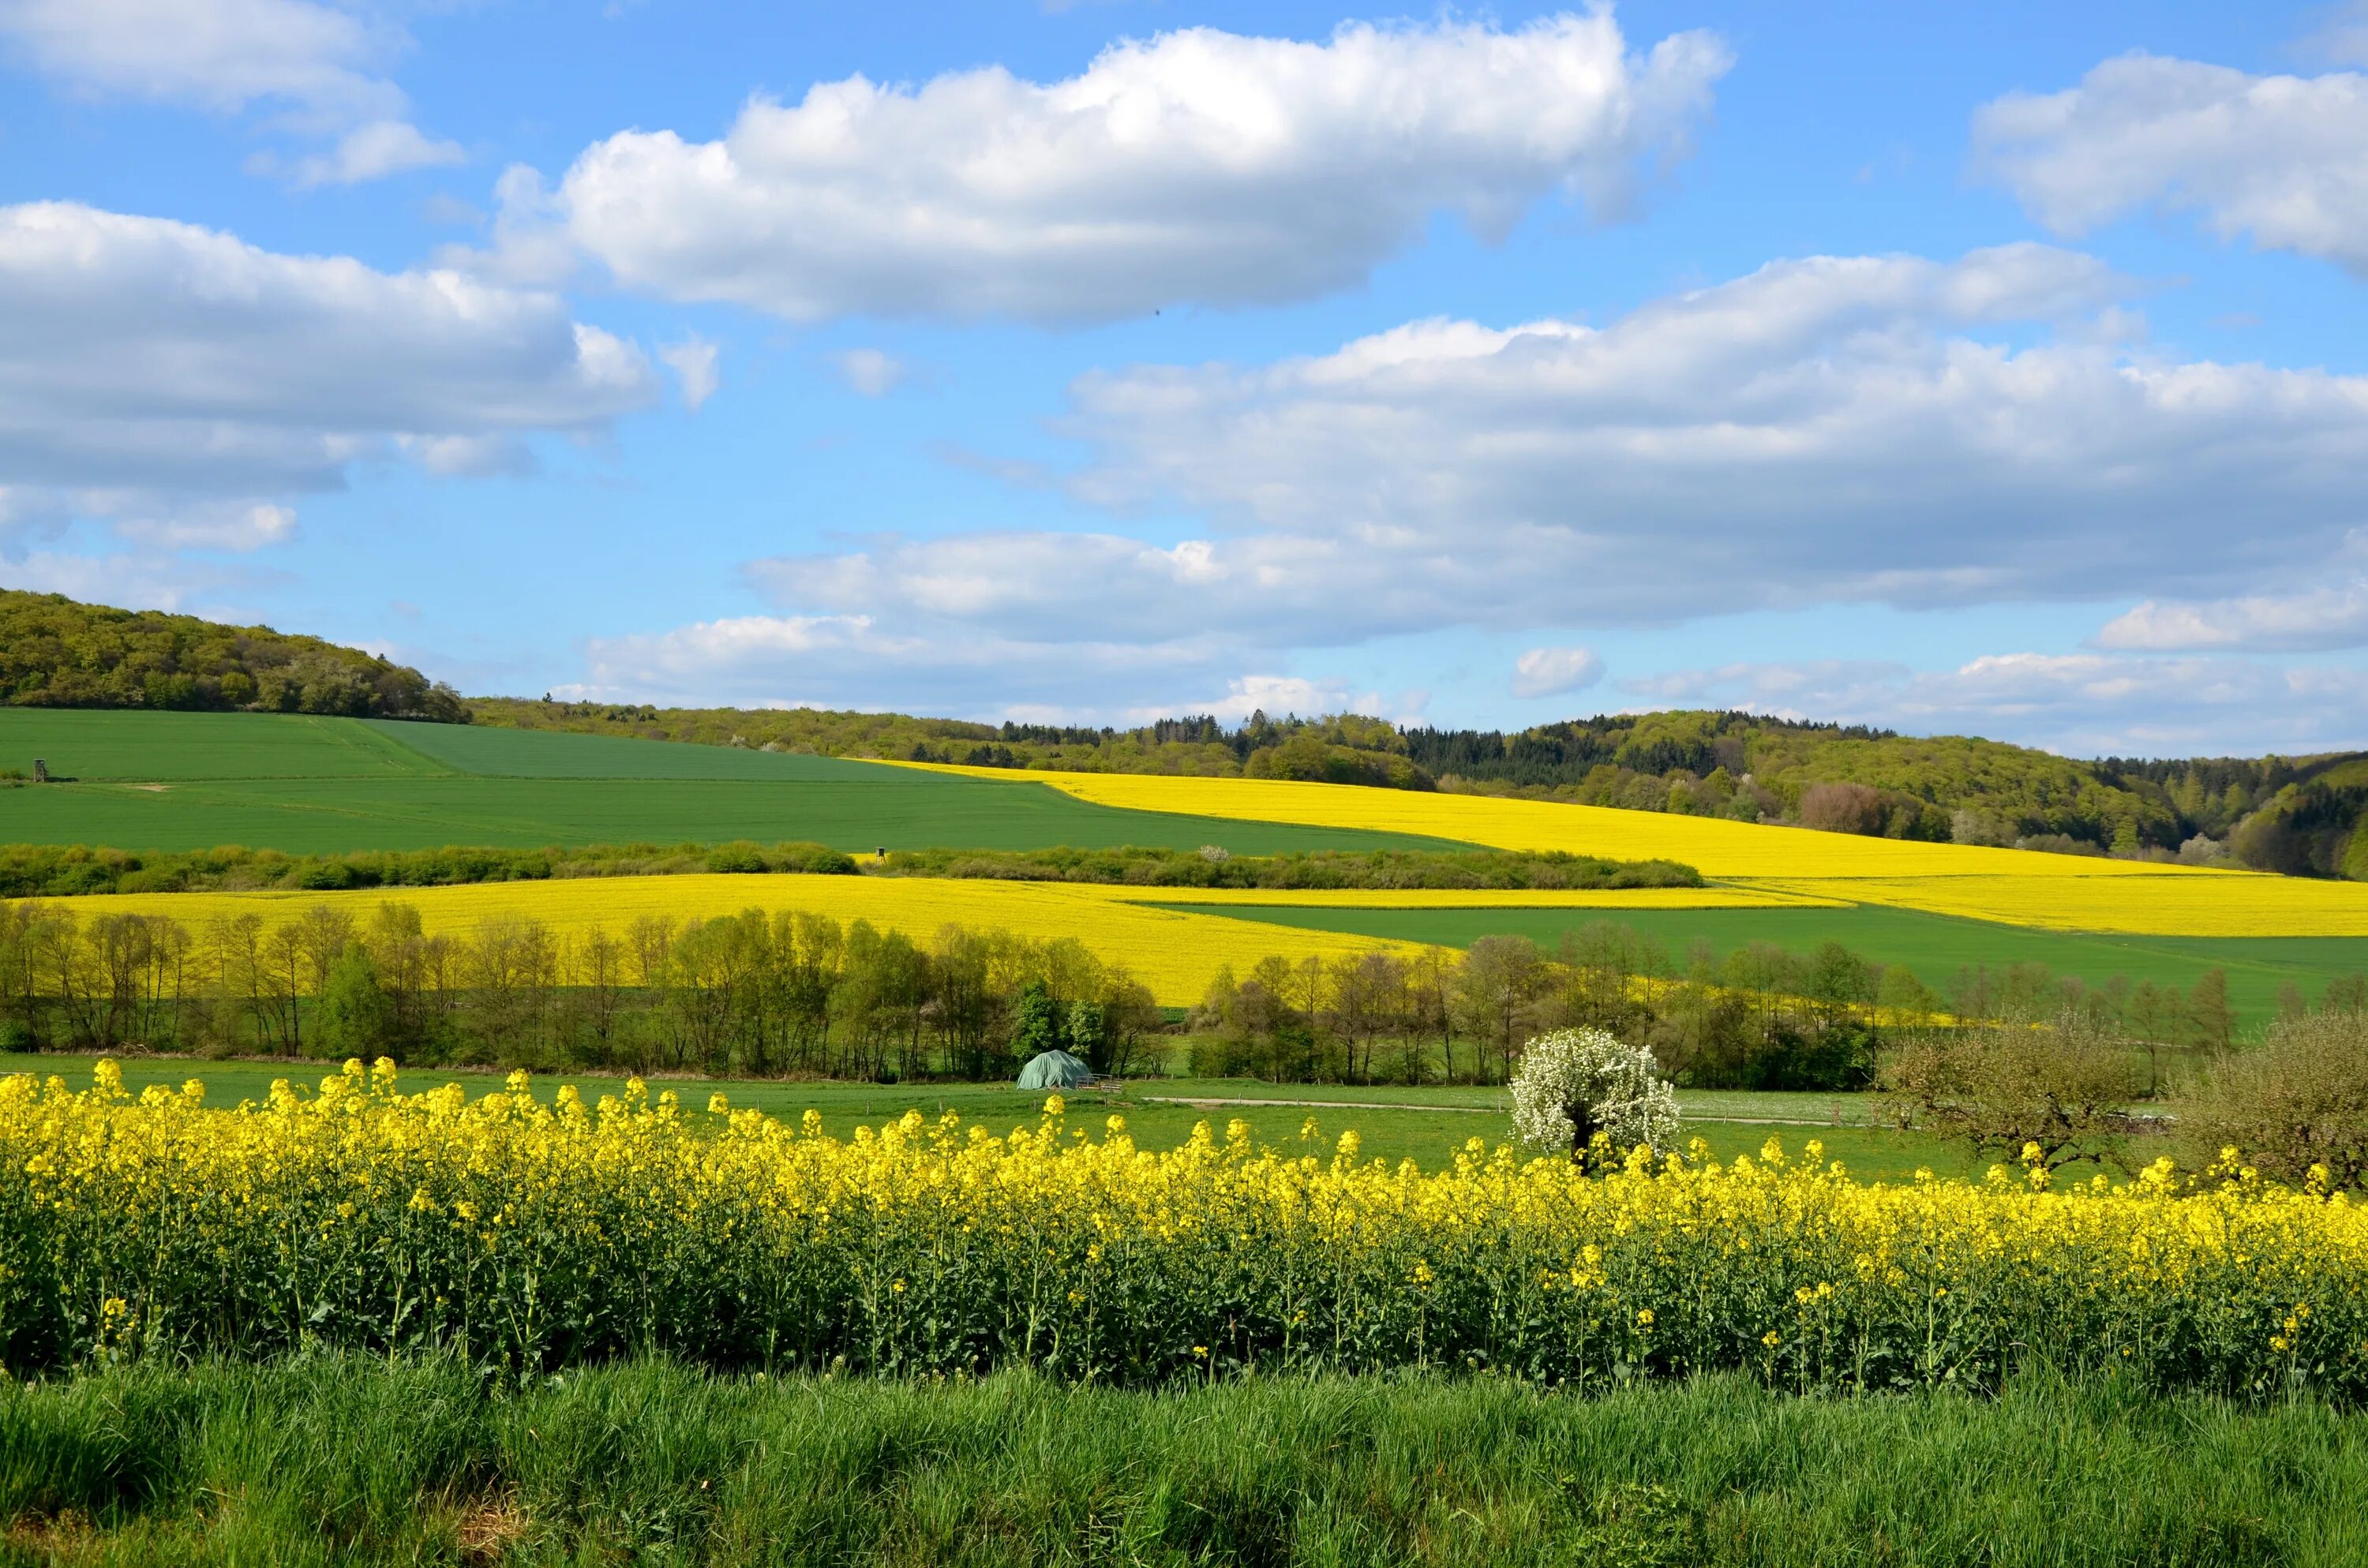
[0,711,1466,858]
[1181,899,2368,1029]
[2,1357,2359,1566]
[0,1053,1984,1181]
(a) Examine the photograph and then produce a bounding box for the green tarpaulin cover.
[1017,1050,1092,1090]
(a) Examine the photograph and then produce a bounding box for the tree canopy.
[0,591,466,721]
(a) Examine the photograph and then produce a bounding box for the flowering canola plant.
[6,1061,2365,1398]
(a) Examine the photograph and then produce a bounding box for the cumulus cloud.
[1512,646,1605,699]
[1976,52,2368,271]
[1621,653,2368,757]
[0,200,658,546]
[0,0,458,185]
[661,335,721,411]
[744,244,2368,661]
[520,11,1728,323]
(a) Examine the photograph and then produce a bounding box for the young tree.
[1013,979,1062,1059]
[314,943,394,1060]
[1509,1027,1680,1167]
[1453,935,1547,1083]
[2186,969,2235,1052]
[1879,1011,2143,1173]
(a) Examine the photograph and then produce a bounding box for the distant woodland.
[0,591,466,721]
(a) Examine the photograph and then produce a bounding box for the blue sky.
[5,0,2368,756]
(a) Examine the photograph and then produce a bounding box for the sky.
[4,0,2368,758]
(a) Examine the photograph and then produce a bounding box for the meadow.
[7,1357,2362,1566]
[0,712,1461,858]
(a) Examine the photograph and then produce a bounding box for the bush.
[705,840,767,874]
[2174,1011,2368,1189]
[1879,1011,2144,1172]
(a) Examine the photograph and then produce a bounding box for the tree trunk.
[1568,1101,1598,1168]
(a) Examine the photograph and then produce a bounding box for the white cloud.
[661,335,721,411]
[834,348,906,397]
[1976,52,2368,271]
[746,245,2368,662]
[1512,646,1605,699]
[0,547,283,612]
[571,609,1250,714]
[283,119,465,189]
[111,501,298,552]
[0,201,658,546]
[530,11,1728,323]
[1621,653,2368,757]
[2098,585,2368,653]
[0,0,457,185]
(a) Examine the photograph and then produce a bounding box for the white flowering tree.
[1510,1027,1680,1167]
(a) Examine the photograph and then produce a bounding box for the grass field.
[6,1357,2359,1566]
[0,712,1464,858]
[0,1055,1972,1179]
[1169,900,2368,1028]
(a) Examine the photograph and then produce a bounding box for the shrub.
[2175,1011,2368,1189]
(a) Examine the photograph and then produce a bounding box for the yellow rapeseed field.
[892,763,2368,936]
[26,874,1434,1006]
[1085,885,1845,911]
[1757,874,2368,937]
[891,763,2175,878]
[6,1059,2362,1395]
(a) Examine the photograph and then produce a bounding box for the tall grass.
[3,1359,2363,1566]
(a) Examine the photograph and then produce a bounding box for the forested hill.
[0,591,467,721]
[474,697,2365,874]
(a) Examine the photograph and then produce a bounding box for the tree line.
[1184,926,2271,1094]
[0,841,1698,900]
[0,900,1163,1083]
[2,896,2308,1093]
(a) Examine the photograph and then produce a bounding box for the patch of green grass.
[1168,900,2368,1028]
[3,1356,2362,1566]
[0,711,1467,857]
[0,710,451,781]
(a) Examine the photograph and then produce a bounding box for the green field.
[0,711,1463,857]
[1175,900,2368,1028]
